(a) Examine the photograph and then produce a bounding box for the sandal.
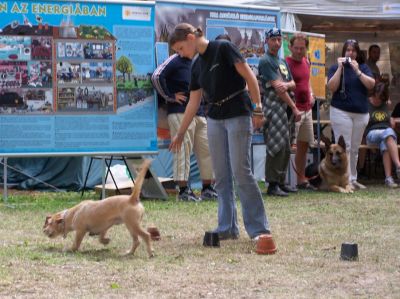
[296,182,317,191]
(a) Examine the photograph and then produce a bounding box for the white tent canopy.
[209,0,400,19]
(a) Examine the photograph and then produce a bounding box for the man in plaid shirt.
[258,28,301,196]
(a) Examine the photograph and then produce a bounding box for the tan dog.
[319,135,353,193]
[43,159,154,257]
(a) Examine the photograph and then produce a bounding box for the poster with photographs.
[0,0,157,156]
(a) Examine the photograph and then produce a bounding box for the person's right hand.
[175,92,187,105]
[293,108,301,122]
[337,57,345,68]
[169,133,184,153]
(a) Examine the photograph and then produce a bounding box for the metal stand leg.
[81,157,94,198]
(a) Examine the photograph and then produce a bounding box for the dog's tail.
[129,159,152,204]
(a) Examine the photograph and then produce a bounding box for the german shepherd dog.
[319,135,353,193]
[43,160,154,257]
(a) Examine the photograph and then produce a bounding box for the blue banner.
[0,0,157,156]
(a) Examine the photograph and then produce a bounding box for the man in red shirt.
[286,33,316,190]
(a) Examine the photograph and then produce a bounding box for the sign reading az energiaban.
[0,0,157,157]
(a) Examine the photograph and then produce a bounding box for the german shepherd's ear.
[320,135,331,150]
[338,135,346,151]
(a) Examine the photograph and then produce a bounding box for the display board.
[154,0,280,143]
[282,30,326,99]
[0,0,157,156]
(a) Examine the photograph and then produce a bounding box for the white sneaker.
[385,176,398,188]
[351,180,366,190]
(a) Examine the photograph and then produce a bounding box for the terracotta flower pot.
[255,234,277,255]
[147,226,161,241]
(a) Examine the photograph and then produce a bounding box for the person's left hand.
[169,133,184,153]
[271,81,288,94]
[350,59,360,73]
[252,115,265,129]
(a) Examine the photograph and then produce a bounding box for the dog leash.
[289,158,320,181]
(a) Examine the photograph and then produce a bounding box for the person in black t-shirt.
[168,23,271,241]
[366,82,400,187]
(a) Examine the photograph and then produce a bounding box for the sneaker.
[385,176,398,188]
[201,186,218,200]
[178,187,201,202]
[251,231,271,241]
[351,180,367,190]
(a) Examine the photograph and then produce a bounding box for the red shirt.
[285,56,312,111]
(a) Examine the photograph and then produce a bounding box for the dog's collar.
[61,209,68,239]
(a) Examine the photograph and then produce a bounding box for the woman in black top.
[168,23,270,240]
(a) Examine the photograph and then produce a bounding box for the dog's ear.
[44,215,52,227]
[320,135,331,150]
[54,213,65,224]
[338,135,346,151]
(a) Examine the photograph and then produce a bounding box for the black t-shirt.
[190,40,252,120]
[366,102,391,134]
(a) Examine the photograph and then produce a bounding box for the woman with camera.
[327,39,375,190]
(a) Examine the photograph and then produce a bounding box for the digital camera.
[343,57,352,65]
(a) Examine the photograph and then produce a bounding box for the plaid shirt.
[263,86,290,156]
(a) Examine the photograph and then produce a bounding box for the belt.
[212,88,246,106]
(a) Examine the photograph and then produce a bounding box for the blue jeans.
[207,115,270,238]
[366,128,397,154]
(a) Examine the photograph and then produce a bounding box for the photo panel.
[0,61,28,88]
[0,36,31,60]
[0,88,25,113]
[56,61,81,84]
[76,85,114,112]
[27,61,52,88]
[23,88,53,113]
[57,41,84,59]
[81,61,113,83]
[31,36,52,60]
[83,42,113,60]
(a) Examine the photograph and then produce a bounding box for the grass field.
[0,186,399,298]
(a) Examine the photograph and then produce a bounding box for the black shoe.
[267,185,289,197]
[279,184,298,193]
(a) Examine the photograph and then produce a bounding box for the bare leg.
[386,137,400,168]
[295,140,309,184]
